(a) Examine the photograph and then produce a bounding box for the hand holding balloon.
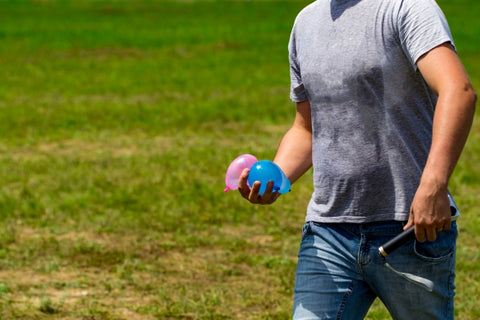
[239,169,280,204]
[247,160,291,194]
[225,155,291,204]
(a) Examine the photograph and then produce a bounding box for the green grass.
[0,0,478,319]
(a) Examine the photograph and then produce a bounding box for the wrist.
[418,171,449,193]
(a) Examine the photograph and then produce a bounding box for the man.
[237,0,476,319]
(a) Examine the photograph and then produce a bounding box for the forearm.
[421,83,476,189]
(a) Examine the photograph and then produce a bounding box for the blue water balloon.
[247,160,290,195]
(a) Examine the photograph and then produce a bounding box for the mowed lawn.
[0,0,478,319]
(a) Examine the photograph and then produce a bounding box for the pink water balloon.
[224,154,258,192]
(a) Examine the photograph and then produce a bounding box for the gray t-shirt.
[288,0,454,223]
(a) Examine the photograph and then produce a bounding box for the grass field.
[0,0,478,319]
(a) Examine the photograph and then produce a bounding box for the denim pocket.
[301,222,311,239]
[413,226,457,263]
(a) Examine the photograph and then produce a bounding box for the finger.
[436,220,451,233]
[238,169,251,199]
[404,210,415,231]
[441,211,452,231]
[425,225,437,242]
[404,220,414,231]
[414,225,427,243]
[262,181,279,204]
[238,168,250,189]
[262,180,275,199]
[433,208,453,233]
[444,219,452,230]
[248,181,261,203]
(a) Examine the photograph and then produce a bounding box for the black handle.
[379,206,457,257]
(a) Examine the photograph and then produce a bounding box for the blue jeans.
[293,221,457,320]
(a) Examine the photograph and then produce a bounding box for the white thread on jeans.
[384,262,434,292]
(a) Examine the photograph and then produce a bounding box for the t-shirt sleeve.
[288,26,309,103]
[398,0,455,69]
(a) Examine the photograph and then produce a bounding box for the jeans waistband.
[311,220,407,236]
[311,220,457,237]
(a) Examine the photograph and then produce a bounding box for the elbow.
[470,86,477,108]
[462,82,477,114]
[468,84,477,114]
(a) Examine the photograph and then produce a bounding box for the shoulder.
[293,0,326,25]
[396,0,447,18]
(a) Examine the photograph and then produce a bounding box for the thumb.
[404,209,414,231]
[238,168,250,189]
